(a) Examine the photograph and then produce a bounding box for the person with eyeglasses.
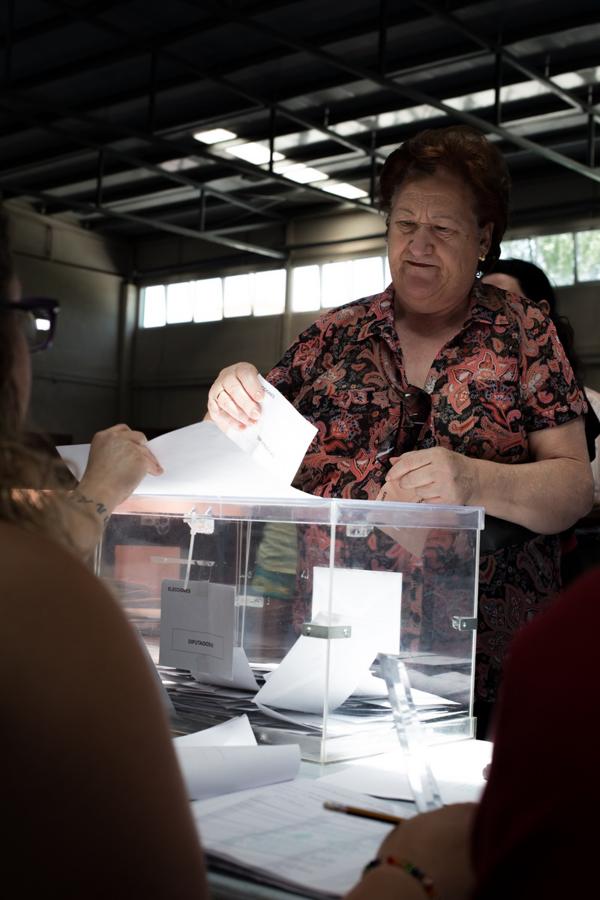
[0,214,210,897]
[206,126,593,736]
[0,288,163,557]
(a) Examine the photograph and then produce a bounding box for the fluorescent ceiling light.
[226,142,285,165]
[159,157,199,172]
[277,163,329,183]
[319,181,369,199]
[193,127,237,144]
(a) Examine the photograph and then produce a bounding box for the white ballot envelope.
[254,613,379,714]
[159,578,236,680]
[226,375,317,486]
[57,421,313,500]
[312,566,402,655]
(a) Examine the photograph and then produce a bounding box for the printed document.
[192,780,413,897]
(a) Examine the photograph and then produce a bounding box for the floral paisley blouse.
[267,281,586,702]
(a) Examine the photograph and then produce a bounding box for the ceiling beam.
[219,4,600,185]
[412,0,600,126]
[0,177,286,259]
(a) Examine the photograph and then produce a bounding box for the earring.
[476,252,487,280]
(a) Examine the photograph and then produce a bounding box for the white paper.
[226,375,317,486]
[57,421,313,500]
[173,714,256,747]
[254,619,379,714]
[193,645,259,691]
[159,578,235,680]
[56,443,90,481]
[176,743,300,801]
[192,781,412,897]
[312,566,402,657]
[316,741,492,805]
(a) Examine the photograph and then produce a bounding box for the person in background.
[0,213,163,558]
[483,257,600,488]
[483,258,600,583]
[0,212,209,897]
[345,564,600,900]
[207,125,593,736]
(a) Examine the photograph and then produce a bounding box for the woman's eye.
[434,226,453,236]
[397,221,415,231]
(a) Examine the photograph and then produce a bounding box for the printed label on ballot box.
[159,578,235,680]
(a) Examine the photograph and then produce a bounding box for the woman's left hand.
[345,804,476,900]
[378,447,480,506]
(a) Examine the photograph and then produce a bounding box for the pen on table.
[323,800,404,825]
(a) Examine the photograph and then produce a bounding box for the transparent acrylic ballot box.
[98,494,483,763]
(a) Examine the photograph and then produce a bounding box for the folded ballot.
[172,715,301,800]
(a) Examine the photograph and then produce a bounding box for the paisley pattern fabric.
[267,281,586,701]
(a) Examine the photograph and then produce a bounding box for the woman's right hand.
[206,362,265,431]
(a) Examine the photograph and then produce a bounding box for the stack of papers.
[161,665,465,744]
[193,780,412,898]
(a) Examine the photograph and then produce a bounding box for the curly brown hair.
[379,125,510,274]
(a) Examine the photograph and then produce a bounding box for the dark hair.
[490,258,582,381]
[0,210,79,545]
[379,125,510,274]
[0,210,21,437]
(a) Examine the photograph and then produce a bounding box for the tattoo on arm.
[73,491,109,526]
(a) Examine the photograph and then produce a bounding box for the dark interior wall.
[8,204,131,443]
[132,314,286,433]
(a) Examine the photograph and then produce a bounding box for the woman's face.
[387,168,492,319]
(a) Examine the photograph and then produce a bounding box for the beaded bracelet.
[363,855,436,897]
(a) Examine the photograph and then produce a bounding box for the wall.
[8,203,130,442]
[556,282,600,392]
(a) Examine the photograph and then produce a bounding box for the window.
[575,230,600,282]
[292,265,321,312]
[142,285,166,328]
[223,273,252,318]
[166,282,194,324]
[253,269,286,316]
[291,255,388,311]
[500,228,600,287]
[193,278,223,323]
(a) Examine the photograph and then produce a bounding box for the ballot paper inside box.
[98,493,483,763]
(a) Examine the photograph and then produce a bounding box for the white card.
[311,566,402,655]
[159,578,235,680]
[226,375,317,486]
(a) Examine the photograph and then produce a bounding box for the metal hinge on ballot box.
[301,623,352,639]
[451,616,477,632]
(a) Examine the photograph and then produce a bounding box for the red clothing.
[472,566,600,898]
[267,281,586,701]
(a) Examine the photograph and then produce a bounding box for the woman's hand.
[206,362,264,431]
[379,447,479,506]
[345,804,476,900]
[78,424,163,516]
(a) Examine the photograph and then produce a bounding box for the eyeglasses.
[0,297,60,352]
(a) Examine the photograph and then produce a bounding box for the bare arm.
[64,424,163,557]
[0,525,208,899]
[382,417,593,534]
